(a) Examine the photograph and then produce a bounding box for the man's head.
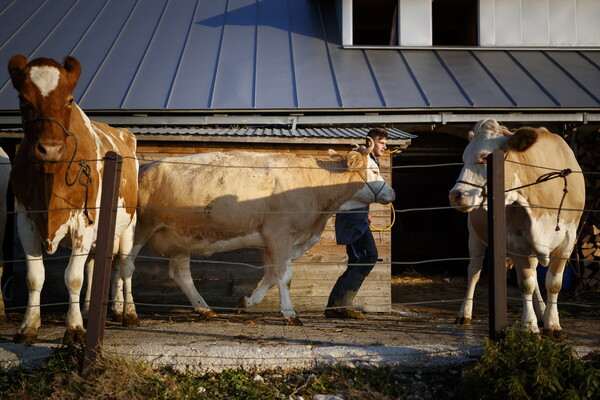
[367,128,388,158]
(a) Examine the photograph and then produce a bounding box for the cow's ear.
[346,151,365,170]
[63,56,81,82]
[328,149,344,160]
[506,127,538,152]
[8,55,27,90]
[467,130,475,142]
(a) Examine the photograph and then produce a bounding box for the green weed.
[460,326,600,400]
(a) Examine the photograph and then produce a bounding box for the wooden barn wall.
[132,140,393,314]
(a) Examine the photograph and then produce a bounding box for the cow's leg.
[542,249,570,337]
[244,238,300,326]
[109,258,124,321]
[82,256,93,318]
[14,212,45,344]
[63,246,90,344]
[512,255,540,333]
[238,251,277,309]
[168,252,217,320]
[115,220,139,327]
[456,224,486,325]
[275,258,299,326]
[532,265,545,325]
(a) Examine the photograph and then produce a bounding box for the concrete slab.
[1,307,598,373]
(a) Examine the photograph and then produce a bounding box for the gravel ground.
[1,276,598,372]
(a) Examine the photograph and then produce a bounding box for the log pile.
[574,128,600,291]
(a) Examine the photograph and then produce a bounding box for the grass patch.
[460,326,600,399]
[0,345,461,399]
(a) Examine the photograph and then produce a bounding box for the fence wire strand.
[1,155,598,355]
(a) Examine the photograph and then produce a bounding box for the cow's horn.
[364,136,374,154]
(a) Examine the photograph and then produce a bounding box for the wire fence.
[1,155,598,312]
[1,152,599,370]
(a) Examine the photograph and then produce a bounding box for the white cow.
[449,119,584,335]
[133,143,395,325]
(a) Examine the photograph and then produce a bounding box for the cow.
[132,143,395,326]
[0,147,10,323]
[449,119,584,335]
[8,55,139,344]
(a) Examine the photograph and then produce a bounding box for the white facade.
[341,0,600,47]
[480,0,600,46]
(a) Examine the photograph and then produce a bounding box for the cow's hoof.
[542,328,566,340]
[197,309,218,321]
[455,316,472,325]
[122,313,140,328]
[111,312,124,323]
[63,327,86,344]
[0,314,7,324]
[13,328,38,344]
[283,317,303,326]
[235,297,248,314]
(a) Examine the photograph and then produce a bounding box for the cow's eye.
[67,98,75,106]
[477,151,491,164]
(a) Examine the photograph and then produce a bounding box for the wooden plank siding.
[131,141,392,313]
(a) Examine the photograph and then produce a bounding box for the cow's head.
[8,55,82,162]
[448,119,538,212]
[335,139,395,210]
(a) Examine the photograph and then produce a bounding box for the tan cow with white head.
[133,144,395,325]
[8,55,139,343]
[449,119,584,335]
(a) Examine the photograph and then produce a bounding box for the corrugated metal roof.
[0,0,598,113]
[131,127,415,140]
[0,126,415,142]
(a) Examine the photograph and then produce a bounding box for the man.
[325,127,388,319]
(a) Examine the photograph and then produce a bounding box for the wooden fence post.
[487,149,508,340]
[82,151,122,374]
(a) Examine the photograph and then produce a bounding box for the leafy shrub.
[460,326,600,399]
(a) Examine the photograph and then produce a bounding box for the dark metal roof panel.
[435,50,515,107]
[0,0,598,113]
[546,51,600,103]
[79,0,170,108]
[363,50,428,108]
[507,51,596,107]
[122,0,199,109]
[255,0,296,109]
[167,0,227,109]
[289,0,339,108]
[400,50,473,108]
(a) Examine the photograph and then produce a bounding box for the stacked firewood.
[574,128,600,291]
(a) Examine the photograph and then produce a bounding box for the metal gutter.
[1,112,597,127]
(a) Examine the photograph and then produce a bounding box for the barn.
[0,0,599,315]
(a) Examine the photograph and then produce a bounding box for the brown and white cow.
[132,145,395,325]
[449,119,584,335]
[0,147,10,323]
[8,55,139,344]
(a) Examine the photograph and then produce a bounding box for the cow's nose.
[36,141,65,161]
[448,189,461,206]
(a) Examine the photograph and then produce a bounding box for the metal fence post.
[82,151,122,374]
[487,149,508,340]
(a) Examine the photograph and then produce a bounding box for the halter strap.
[23,117,94,224]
